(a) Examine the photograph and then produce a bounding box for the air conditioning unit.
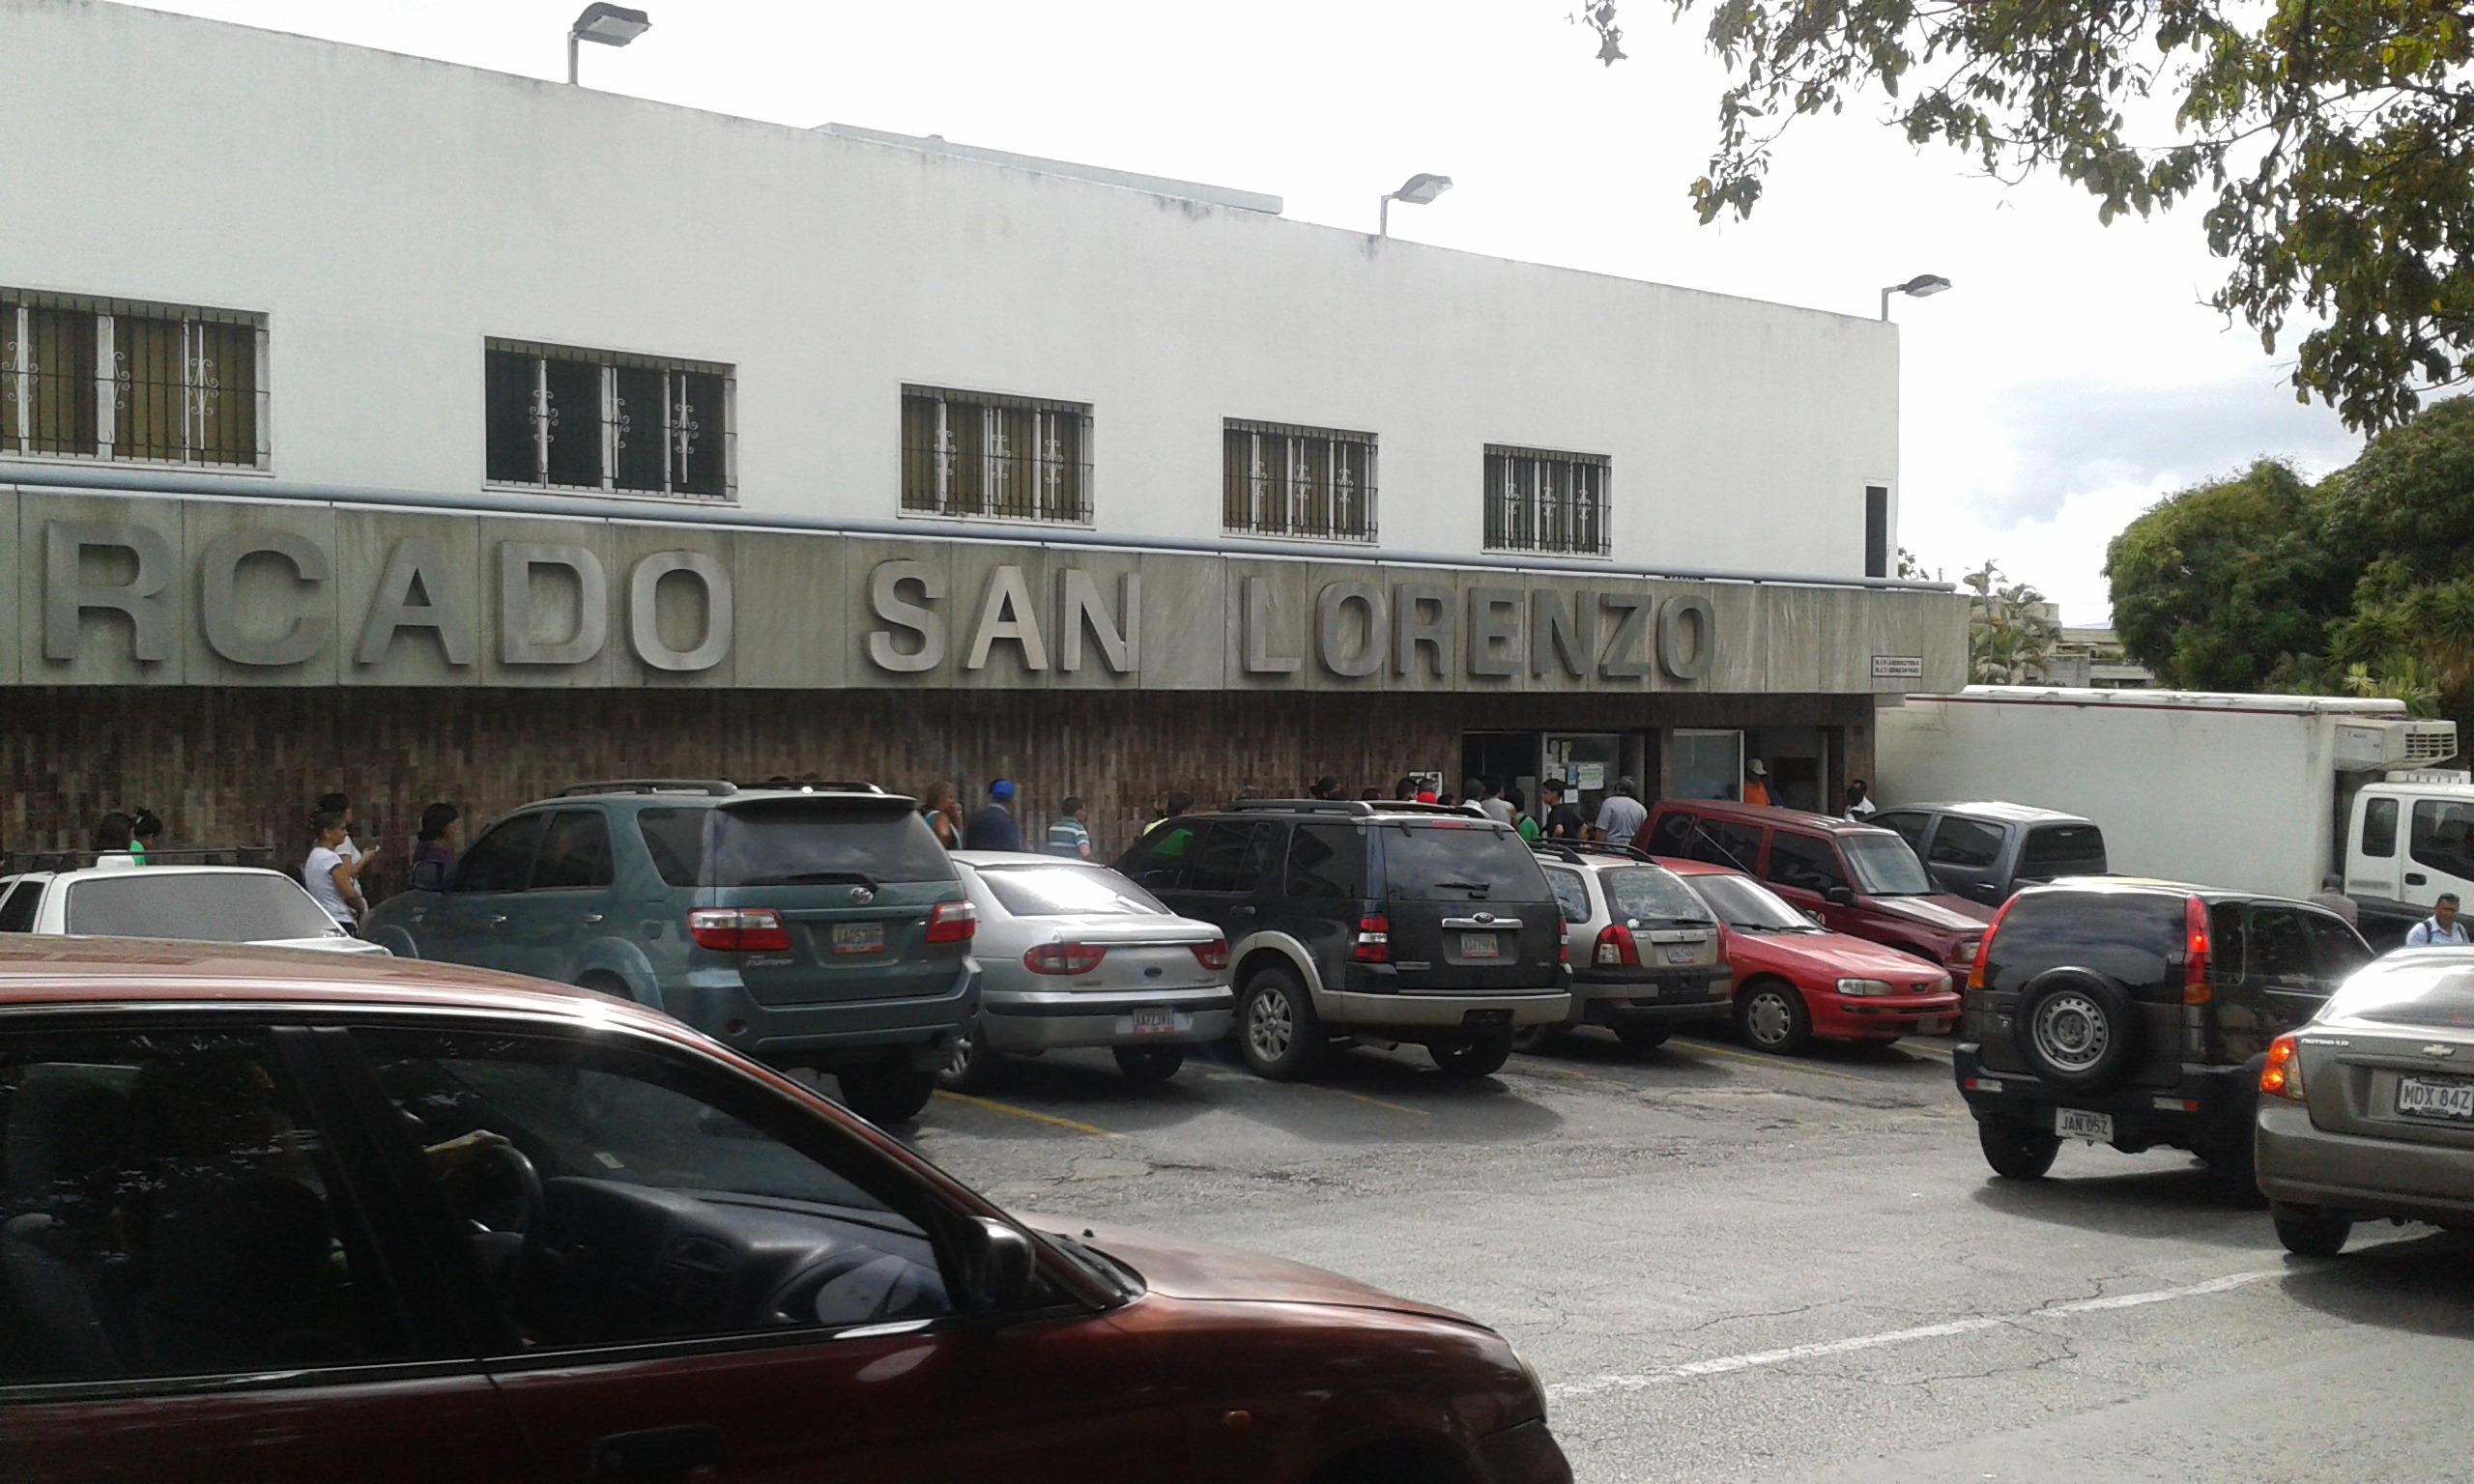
[2335,719,2460,771]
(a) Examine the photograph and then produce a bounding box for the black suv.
[1114,800,1569,1080]
[1956,877,2373,1189]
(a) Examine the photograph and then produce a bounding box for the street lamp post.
[1379,173,1453,238]
[1879,273,1952,320]
[568,3,650,86]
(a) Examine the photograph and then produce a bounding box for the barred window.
[1,290,266,469]
[484,341,733,500]
[1223,419,1377,542]
[900,386,1092,524]
[1484,445,1610,556]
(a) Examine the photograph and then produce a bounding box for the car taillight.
[1191,938,1230,971]
[1024,942,1107,975]
[1353,915,1391,963]
[688,907,791,953]
[925,899,977,945]
[1593,923,1640,967]
[2183,894,2212,1005]
[1968,899,2016,991]
[2261,1032,2306,1100]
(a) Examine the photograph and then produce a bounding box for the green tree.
[1963,561,2062,684]
[1577,2,2474,429]
[2104,459,2338,691]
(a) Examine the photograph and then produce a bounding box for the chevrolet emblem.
[2424,1044,2456,1058]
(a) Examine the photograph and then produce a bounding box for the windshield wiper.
[1434,878,1492,894]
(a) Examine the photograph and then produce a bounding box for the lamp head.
[572,3,650,45]
[1896,273,1952,298]
[1391,173,1453,206]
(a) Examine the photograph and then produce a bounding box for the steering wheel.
[466,1141,548,1238]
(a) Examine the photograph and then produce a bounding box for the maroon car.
[0,938,1566,1484]
[1644,800,1992,972]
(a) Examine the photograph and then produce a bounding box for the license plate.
[2055,1107,2114,1142]
[1914,1015,1942,1036]
[1664,946,1698,964]
[2397,1076,2474,1121]
[1129,1011,1177,1036]
[1459,932,1500,958]
[830,922,884,955]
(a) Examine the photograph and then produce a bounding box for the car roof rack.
[736,779,888,795]
[1228,798,1490,819]
[557,780,739,797]
[1530,840,1654,865]
[0,846,276,874]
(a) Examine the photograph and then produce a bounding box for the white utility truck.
[1875,687,2463,945]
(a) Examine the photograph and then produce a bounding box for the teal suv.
[361,780,979,1124]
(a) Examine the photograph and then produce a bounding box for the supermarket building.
[0,1,1965,868]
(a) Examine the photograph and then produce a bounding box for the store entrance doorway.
[1542,732,1635,826]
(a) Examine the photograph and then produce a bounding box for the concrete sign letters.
[501,543,609,666]
[44,521,174,663]
[629,551,732,672]
[199,528,330,666]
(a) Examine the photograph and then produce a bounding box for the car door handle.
[582,913,605,925]
[2408,872,2429,885]
[591,1424,727,1481]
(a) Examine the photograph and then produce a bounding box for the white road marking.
[1546,1269,2280,1401]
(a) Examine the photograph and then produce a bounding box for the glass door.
[1673,729,1744,802]
[1542,732,1625,823]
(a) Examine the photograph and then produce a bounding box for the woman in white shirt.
[302,810,364,930]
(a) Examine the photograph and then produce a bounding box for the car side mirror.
[958,1215,1037,1313]
[1825,886,1856,906]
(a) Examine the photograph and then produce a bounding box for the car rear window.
[979,866,1168,918]
[1987,891,2185,996]
[1382,822,1552,902]
[64,871,342,942]
[1603,867,1713,926]
[2322,959,2474,1029]
[688,801,956,888]
[2020,823,2108,878]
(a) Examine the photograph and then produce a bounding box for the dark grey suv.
[1872,802,2108,907]
[361,780,979,1124]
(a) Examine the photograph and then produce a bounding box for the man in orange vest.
[1742,759,1772,807]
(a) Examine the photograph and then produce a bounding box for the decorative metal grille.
[1482,444,1610,556]
[900,386,1093,524]
[484,341,734,501]
[1,291,267,468]
[1222,419,1378,542]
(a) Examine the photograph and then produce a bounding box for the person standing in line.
[1047,797,1093,859]
[1540,778,1585,841]
[2406,893,2470,947]
[411,803,461,892]
[129,809,163,865]
[303,809,365,932]
[1395,777,1421,802]
[964,780,1024,851]
[1592,777,1650,849]
[1741,760,1773,808]
[316,791,383,901]
[1145,792,1196,839]
[2309,873,2359,928]
[1508,786,1541,842]
[1309,776,1344,802]
[90,812,134,858]
[919,781,964,850]
[1844,780,1879,820]
[1473,778,1514,826]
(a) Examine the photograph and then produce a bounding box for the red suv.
[1644,800,1993,972]
[0,938,1568,1484]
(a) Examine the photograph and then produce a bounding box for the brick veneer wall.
[0,687,1870,894]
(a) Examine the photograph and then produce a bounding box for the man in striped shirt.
[1047,796,1093,860]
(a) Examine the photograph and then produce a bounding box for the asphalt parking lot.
[897,1031,2474,1484]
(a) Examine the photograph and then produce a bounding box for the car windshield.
[2321,958,2474,1030]
[1842,833,1936,896]
[64,871,344,942]
[979,866,1168,918]
[1684,872,1822,933]
[1382,822,1553,901]
[701,800,956,888]
[1603,867,1713,926]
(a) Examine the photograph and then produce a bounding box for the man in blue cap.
[964,779,1025,851]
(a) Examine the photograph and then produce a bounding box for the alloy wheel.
[1247,983,1294,1063]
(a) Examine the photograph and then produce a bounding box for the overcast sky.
[136,0,2364,623]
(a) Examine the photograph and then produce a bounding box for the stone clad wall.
[0,687,1871,895]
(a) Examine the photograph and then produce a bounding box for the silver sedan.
[938,852,1234,1089]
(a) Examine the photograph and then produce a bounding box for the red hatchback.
[1660,858,1960,1055]
[0,938,1566,1484]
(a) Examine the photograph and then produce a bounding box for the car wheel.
[1239,965,1326,1081]
[935,1020,989,1092]
[1977,1117,2062,1180]
[1430,1033,1513,1078]
[2271,1202,2353,1258]
[837,1059,936,1126]
[1112,1044,1186,1085]
[1736,979,1812,1055]
[574,971,633,1004]
[1510,1024,1563,1055]
[2010,973,2143,1093]
[1614,1023,1671,1053]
